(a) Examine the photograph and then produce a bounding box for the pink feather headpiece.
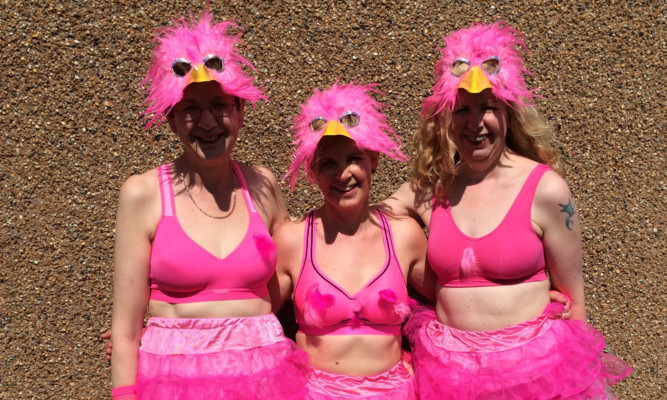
[422,21,538,117]
[284,82,407,189]
[140,11,266,129]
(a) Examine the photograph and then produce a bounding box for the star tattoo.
[558,197,576,231]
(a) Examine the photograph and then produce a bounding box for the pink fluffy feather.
[423,21,538,117]
[284,82,407,189]
[140,10,266,129]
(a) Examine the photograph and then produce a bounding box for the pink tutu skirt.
[135,314,310,400]
[306,357,415,400]
[404,303,632,400]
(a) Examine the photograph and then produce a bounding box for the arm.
[381,181,424,225]
[389,215,436,302]
[110,174,157,388]
[534,171,586,321]
[268,221,304,313]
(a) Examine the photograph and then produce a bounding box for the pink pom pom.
[253,234,276,262]
[393,302,412,321]
[378,290,411,320]
[302,285,335,327]
[378,289,398,303]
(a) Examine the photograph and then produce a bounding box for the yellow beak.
[458,65,493,93]
[188,63,217,84]
[321,120,353,140]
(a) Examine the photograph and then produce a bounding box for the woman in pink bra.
[384,22,631,399]
[109,11,308,400]
[272,83,434,399]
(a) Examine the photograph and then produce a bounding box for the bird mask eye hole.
[481,57,500,75]
[204,55,224,72]
[309,117,327,131]
[172,59,192,77]
[451,59,471,77]
[340,111,360,128]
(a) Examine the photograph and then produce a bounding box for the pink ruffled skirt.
[306,357,415,400]
[404,303,631,400]
[135,314,310,400]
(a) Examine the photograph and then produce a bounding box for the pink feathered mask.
[141,11,266,129]
[422,21,538,117]
[284,83,407,189]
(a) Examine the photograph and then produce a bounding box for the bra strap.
[293,211,316,300]
[230,160,257,214]
[158,164,174,217]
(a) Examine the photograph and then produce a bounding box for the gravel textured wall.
[1,1,664,398]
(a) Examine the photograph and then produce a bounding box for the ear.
[237,99,246,127]
[369,151,380,173]
[166,110,177,133]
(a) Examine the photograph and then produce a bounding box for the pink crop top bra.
[149,162,277,303]
[293,210,411,336]
[428,164,551,288]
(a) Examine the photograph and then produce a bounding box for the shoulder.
[381,211,427,248]
[381,180,432,223]
[118,168,161,208]
[535,168,572,203]
[274,219,305,247]
[237,162,280,189]
[115,168,162,235]
[273,219,306,272]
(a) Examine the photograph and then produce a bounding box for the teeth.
[199,135,220,142]
[335,185,356,192]
[470,135,489,142]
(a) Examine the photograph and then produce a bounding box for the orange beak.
[458,65,493,93]
[188,63,217,85]
[321,120,353,140]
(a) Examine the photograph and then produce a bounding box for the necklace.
[179,172,236,219]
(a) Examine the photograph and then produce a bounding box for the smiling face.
[311,137,379,211]
[449,88,508,167]
[167,81,245,162]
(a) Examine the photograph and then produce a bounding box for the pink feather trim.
[423,21,540,117]
[140,10,266,130]
[283,82,407,189]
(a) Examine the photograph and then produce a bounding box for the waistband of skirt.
[426,303,562,353]
[308,358,412,395]
[140,314,287,355]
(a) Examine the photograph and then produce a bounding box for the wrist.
[111,384,136,400]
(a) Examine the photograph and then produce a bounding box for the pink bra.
[149,162,277,303]
[428,164,550,288]
[293,210,410,336]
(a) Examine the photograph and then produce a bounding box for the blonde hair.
[412,101,561,202]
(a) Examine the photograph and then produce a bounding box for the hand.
[548,290,572,320]
[100,330,112,367]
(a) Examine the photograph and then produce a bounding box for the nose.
[466,109,484,131]
[197,107,218,129]
[336,163,355,182]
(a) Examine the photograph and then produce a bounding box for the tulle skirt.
[404,303,632,400]
[135,315,310,400]
[306,356,415,400]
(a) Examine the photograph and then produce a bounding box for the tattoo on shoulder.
[558,197,576,231]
